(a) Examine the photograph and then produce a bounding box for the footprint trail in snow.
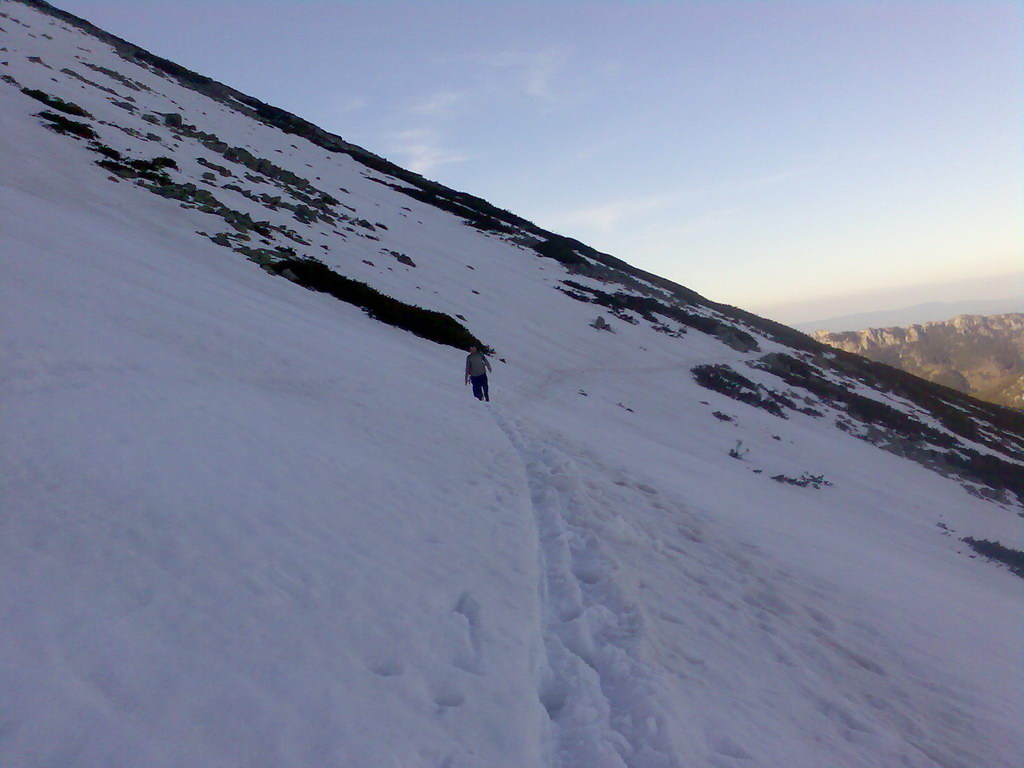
[491,406,680,768]
[487,403,1016,768]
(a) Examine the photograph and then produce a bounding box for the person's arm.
[465,356,471,383]
[485,357,492,373]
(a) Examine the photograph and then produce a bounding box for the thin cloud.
[322,95,367,116]
[408,90,466,118]
[388,129,473,176]
[720,165,821,194]
[554,194,681,231]
[477,47,571,102]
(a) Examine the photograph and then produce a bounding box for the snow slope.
[2,3,1022,766]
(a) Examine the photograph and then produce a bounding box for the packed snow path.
[493,406,680,768]
[489,400,1020,768]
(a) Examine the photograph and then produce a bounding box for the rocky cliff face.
[813,314,1024,408]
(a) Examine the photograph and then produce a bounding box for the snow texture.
[2,3,1022,766]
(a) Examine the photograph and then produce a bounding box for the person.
[464,345,492,401]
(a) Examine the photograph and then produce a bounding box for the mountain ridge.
[17,0,711,306]
[813,313,1024,409]
[794,295,1024,333]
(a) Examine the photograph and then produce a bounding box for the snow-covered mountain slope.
[2,2,1022,766]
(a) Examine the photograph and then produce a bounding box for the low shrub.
[37,110,96,139]
[755,352,954,444]
[771,473,832,489]
[560,282,758,351]
[272,257,486,351]
[22,87,92,117]
[535,236,589,268]
[90,142,122,160]
[97,158,171,185]
[962,537,1024,578]
[692,364,787,418]
[133,156,178,171]
[946,452,1024,505]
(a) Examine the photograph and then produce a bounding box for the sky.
[43,0,1024,325]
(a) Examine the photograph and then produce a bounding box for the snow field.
[501,410,1021,767]
[3,4,1023,766]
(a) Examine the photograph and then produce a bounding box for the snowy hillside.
[2,2,1022,766]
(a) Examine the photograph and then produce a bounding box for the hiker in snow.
[464,346,492,402]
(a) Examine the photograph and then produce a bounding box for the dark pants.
[470,374,489,401]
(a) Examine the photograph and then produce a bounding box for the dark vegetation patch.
[752,353,846,400]
[367,179,518,235]
[197,157,231,177]
[36,109,95,139]
[21,86,92,117]
[753,353,953,444]
[771,473,832,489]
[945,452,1024,507]
[827,351,1024,454]
[41,124,318,248]
[155,122,347,229]
[538,236,706,302]
[535,236,591,269]
[97,154,177,184]
[753,352,1024,504]
[691,364,787,418]
[81,60,149,91]
[561,281,759,351]
[60,66,119,96]
[270,257,486,351]
[962,537,1024,579]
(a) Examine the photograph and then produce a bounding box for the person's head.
[468,346,477,353]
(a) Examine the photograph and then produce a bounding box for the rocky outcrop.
[813,314,1024,409]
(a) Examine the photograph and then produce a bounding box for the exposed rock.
[60,66,118,95]
[813,314,1024,409]
[81,60,148,91]
[197,157,231,177]
[382,249,415,267]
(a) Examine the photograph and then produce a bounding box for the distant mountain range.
[793,296,1024,333]
[813,314,1024,409]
